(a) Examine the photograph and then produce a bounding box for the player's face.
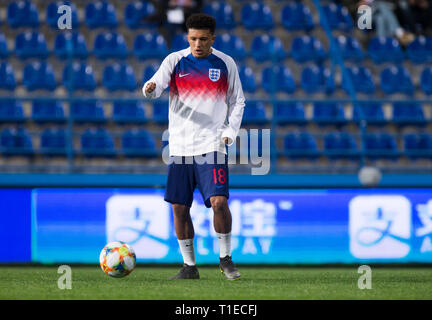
[187,29,215,58]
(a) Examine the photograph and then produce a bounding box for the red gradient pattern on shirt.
[170,72,228,102]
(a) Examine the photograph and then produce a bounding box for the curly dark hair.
[185,13,216,34]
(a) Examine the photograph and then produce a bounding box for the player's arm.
[221,57,245,146]
[142,53,176,99]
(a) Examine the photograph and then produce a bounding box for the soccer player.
[143,13,245,280]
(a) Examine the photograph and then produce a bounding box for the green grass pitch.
[0,265,431,300]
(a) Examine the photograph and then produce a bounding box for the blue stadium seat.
[170,34,188,52]
[133,33,169,60]
[420,66,432,95]
[85,1,117,28]
[301,65,335,94]
[242,102,267,124]
[23,62,57,91]
[63,63,97,92]
[283,132,319,158]
[153,101,169,124]
[124,1,157,29]
[71,100,106,123]
[261,65,296,94]
[103,63,137,92]
[0,62,16,91]
[238,65,257,93]
[15,31,49,59]
[368,37,404,64]
[380,65,414,95]
[7,0,39,28]
[324,132,358,159]
[0,100,24,122]
[122,129,157,157]
[94,32,128,59]
[343,66,375,94]
[406,36,432,64]
[0,33,9,58]
[281,3,314,31]
[203,1,235,29]
[54,32,88,59]
[81,128,115,157]
[352,102,386,125]
[32,100,65,123]
[40,128,67,156]
[313,102,346,125]
[213,33,246,60]
[291,36,326,63]
[112,100,146,124]
[404,133,432,159]
[250,35,286,62]
[274,102,307,124]
[46,1,79,29]
[322,3,353,31]
[363,133,399,159]
[392,102,426,126]
[336,35,364,61]
[142,63,159,83]
[0,127,33,155]
[241,3,274,30]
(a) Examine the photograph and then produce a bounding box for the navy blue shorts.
[164,152,229,208]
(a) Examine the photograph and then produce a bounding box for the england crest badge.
[209,68,220,82]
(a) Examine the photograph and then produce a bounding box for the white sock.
[216,232,232,258]
[395,28,404,38]
[178,239,196,266]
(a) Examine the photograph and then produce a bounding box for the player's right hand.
[145,82,156,94]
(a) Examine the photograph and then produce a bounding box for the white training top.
[142,47,245,157]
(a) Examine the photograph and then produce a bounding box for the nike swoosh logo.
[179,73,190,78]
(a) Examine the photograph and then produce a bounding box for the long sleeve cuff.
[221,127,237,146]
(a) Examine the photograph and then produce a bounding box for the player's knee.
[172,204,190,218]
[210,196,228,213]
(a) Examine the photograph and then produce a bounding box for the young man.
[143,13,245,280]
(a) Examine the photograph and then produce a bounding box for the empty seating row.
[1,99,427,127]
[337,35,432,64]
[7,1,153,29]
[281,132,432,159]
[0,31,330,63]
[0,127,158,157]
[3,59,432,96]
[0,61,146,92]
[343,65,419,96]
[2,127,431,160]
[5,1,319,31]
[7,31,432,65]
[244,101,429,125]
[0,99,169,124]
[0,61,334,95]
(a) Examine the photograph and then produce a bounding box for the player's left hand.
[223,137,229,145]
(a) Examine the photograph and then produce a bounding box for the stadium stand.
[54,32,89,59]
[32,100,65,123]
[40,128,67,156]
[0,100,24,123]
[0,0,430,174]
[0,62,16,91]
[281,2,314,31]
[124,1,157,29]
